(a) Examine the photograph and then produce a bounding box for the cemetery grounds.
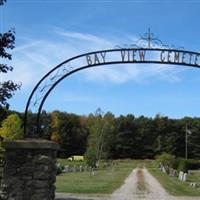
[55,159,200,198]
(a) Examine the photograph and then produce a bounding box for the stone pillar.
[0,139,59,200]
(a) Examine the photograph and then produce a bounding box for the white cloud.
[83,63,185,84]
[2,29,186,91]
[56,29,110,45]
[83,65,140,84]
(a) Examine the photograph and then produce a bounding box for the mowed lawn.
[148,168,200,196]
[56,159,200,196]
[56,159,152,194]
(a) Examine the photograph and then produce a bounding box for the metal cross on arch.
[24,30,200,138]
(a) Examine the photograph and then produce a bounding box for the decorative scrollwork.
[115,28,185,50]
[137,28,163,48]
[30,62,74,111]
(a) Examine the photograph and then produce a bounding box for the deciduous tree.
[0,114,23,140]
[0,2,21,112]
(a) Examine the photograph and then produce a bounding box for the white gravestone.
[178,171,184,181]
[183,173,187,182]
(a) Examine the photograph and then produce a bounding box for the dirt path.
[56,168,200,200]
[111,168,200,200]
[110,169,138,200]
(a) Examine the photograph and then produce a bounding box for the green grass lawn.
[148,168,200,196]
[187,170,200,185]
[56,159,150,194]
[56,159,200,196]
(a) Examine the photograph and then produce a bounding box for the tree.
[0,2,21,111]
[0,114,23,140]
[0,0,6,5]
[50,111,61,143]
[85,109,116,167]
[86,110,102,167]
[50,111,89,157]
[114,114,138,158]
[135,116,156,158]
[100,112,116,159]
[60,113,88,157]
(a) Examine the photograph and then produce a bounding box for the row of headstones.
[177,170,197,188]
[160,165,198,188]
[159,164,187,181]
[178,171,188,182]
[58,164,95,173]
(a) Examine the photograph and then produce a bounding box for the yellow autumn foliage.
[0,114,23,140]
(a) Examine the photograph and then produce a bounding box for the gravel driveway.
[56,168,200,200]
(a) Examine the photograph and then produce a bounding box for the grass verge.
[148,168,200,196]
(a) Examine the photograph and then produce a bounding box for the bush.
[85,150,97,168]
[177,159,188,172]
[187,159,200,170]
[177,159,200,172]
[156,152,175,168]
[171,157,180,170]
[56,163,64,175]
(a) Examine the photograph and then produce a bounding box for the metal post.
[185,125,188,160]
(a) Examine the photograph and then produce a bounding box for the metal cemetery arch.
[24,30,200,137]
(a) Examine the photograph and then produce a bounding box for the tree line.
[1,109,200,161]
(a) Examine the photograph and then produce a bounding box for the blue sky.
[1,0,200,118]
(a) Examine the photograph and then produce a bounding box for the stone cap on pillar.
[3,139,59,150]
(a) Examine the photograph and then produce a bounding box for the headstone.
[169,168,173,176]
[69,166,72,172]
[158,163,162,171]
[73,165,76,172]
[169,168,177,177]
[161,166,166,173]
[178,171,184,181]
[173,169,177,177]
[64,165,69,173]
[189,182,196,188]
[91,168,95,176]
[183,173,187,182]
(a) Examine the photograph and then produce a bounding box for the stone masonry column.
[0,139,59,200]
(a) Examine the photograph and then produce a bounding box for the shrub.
[171,157,181,170]
[56,163,64,175]
[177,159,188,172]
[85,150,97,168]
[177,159,200,172]
[156,152,175,168]
[187,159,200,170]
